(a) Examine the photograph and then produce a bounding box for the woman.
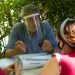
[39,18,75,75]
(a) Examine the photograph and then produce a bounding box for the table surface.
[21,67,42,75]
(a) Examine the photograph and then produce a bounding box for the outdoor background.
[0,0,75,58]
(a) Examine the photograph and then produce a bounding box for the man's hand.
[42,40,53,52]
[15,41,26,54]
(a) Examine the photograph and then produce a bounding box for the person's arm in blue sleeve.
[46,22,58,48]
[4,24,26,58]
[41,22,59,53]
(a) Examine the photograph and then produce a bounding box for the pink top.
[0,68,6,75]
[55,52,75,75]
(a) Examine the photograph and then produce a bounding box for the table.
[21,67,42,75]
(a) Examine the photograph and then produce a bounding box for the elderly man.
[4,4,58,58]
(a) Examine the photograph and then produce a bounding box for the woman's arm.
[39,57,60,75]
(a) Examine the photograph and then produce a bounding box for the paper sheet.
[0,53,52,70]
[14,53,52,70]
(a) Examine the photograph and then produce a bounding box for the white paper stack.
[14,53,52,70]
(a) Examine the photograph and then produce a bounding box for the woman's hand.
[2,64,14,75]
[14,63,22,75]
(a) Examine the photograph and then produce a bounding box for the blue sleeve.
[4,24,19,50]
[43,22,58,48]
